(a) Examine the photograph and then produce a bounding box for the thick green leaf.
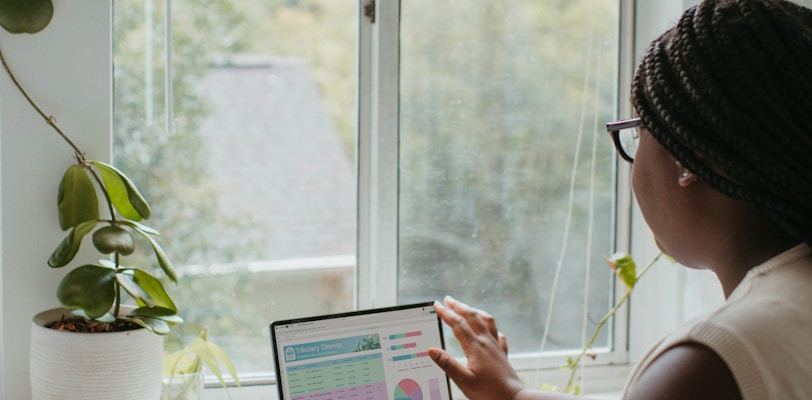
[130,228,177,283]
[70,309,116,323]
[132,268,178,312]
[0,0,53,34]
[92,225,136,255]
[122,316,170,335]
[48,220,98,267]
[129,306,183,322]
[119,219,160,235]
[116,272,154,307]
[57,164,99,230]
[91,161,151,221]
[133,311,183,327]
[56,264,116,319]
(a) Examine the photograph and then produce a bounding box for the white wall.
[0,1,111,398]
[627,0,724,364]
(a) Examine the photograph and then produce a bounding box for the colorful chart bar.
[389,331,422,340]
[392,352,430,362]
[390,342,418,351]
[429,378,441,400]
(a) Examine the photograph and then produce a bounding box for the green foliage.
[554,251,665,394]
[56,264,117,319]
[0,4,180,335]
[57,164,99,230]
[606,251,637,289]
[47,159,181,334]
[0,0,52,34]
[164,327,240,389]
[92,160,152,221]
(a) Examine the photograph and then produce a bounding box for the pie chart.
[394,378,423,400]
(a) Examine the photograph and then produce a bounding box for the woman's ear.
[676,161,698,187]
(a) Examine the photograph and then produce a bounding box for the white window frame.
[0,1,709,399]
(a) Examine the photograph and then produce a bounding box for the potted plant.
[163,327,241,400]
[1,1,182,399]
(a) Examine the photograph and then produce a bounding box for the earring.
[676,161,697,185]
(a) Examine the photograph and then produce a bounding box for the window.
[112,0,625,388]
[397,1,618,359]
[113,0,358,377]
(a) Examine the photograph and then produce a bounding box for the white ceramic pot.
[30,308,164,400]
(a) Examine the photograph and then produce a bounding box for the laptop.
[270,301,453,400]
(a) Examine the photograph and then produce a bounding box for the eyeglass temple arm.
[605,117,642,132]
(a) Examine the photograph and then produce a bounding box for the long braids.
[632,0,812,246]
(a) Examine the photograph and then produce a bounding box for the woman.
[428,0,812,399]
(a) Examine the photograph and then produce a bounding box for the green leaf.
[48,220,98,267]
[128,304,181,318]
[119,219,160,236]
[131,268,178,312]
[92,225,136,255]
[70,309,116,323]
[91,161,151,221]
[606,252,637,289]
[164,350,196,375]
[116,272,154,307]
[188,337,241,387]
[57,164,99,230]
[130,228,177,283]
[56,264,116,319]
[164,328,240,386]
[123,316,170,335]
[130,307,183,324]
[0,0,53,34]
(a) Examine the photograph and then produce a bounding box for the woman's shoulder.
[624,342,741,400]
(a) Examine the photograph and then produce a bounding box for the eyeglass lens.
[617,127,639,160]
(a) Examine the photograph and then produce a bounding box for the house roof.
[195,55,356,262]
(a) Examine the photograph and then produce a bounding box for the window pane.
[398,1,619,355]
[113,0,357,375]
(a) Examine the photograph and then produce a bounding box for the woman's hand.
[429,296,526,400]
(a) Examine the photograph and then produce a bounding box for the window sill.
[200,385,621,400]
[201,385,276,400]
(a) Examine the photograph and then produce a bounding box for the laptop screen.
[270,302,452,400]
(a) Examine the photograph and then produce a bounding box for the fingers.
[499,332,509,355]
[442,296,500,340]
[434,297,508,355]
[428,347,474,384]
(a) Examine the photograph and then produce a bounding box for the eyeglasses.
[606,117,642,163]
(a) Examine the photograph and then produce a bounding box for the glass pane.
[113,0,358,375]
[398,1,619,355]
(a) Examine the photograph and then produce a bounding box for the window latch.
[364,0,375,23]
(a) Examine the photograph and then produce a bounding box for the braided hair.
[632,0,812,246]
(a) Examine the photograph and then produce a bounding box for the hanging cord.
[164,0,174,135]
[532,0,598,387]
[576,35,604,390]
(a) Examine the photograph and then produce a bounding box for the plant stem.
[112,253,121,318]
[563,251,663,393]
[0,46,86,163]
[0,47,118,221]
[1,45,123,319]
